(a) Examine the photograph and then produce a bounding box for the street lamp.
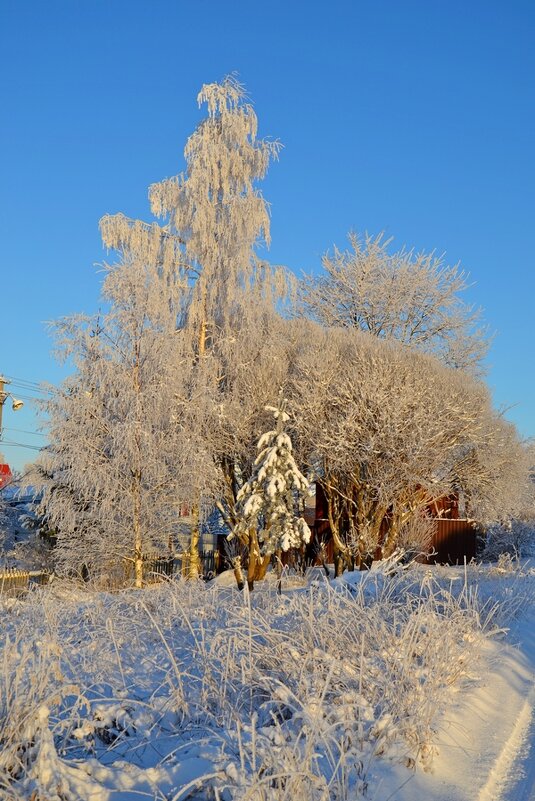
[0,376,24,438]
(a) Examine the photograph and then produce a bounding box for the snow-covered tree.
[299,232,489,374]
[100,76,292,575]
[203,310,300,532]
[35,77,526,588]
[290,323,528,573]
[451,413,534,526]
[100,75,291,359]
[231,394,311,589]
[37,250,203,587]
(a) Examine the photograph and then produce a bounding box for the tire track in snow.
[477,678,535,801]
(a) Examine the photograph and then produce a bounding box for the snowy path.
[446,610,535,801]
[440,606,535,801]
[477,679,535,801]
[506,704,535,801]
[377,604,535,801]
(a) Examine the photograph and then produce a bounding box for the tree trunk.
[254,553,271,582]
[186,302,207,581]
[355,500,387,566]
[198,316,207,359]
[188,503,202,579]
[246,529,271,590]
[131,343,145,589]
[325,488,349,577]
[132,470,143,589]
[247,529,260,591]
[134,548,143,588]
[232,555,245,591]
[334,552,345,577]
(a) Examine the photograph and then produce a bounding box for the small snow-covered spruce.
[231,394,311,588]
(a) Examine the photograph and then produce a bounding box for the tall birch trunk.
[188,502,202,579]
[132,347,144,588]
[186,299,207,579]
[133,475,143,588]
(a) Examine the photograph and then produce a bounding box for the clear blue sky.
[1,0,534,473]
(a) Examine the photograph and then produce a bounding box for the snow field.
[0,565,533,800]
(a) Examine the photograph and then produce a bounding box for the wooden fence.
[123,550,221,584]
[0,568,51,595]
[0,551,221,593]
[176,549,220,579]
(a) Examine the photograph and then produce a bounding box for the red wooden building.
[311,483,477,566]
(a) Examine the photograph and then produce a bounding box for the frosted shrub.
[0,627,82,799]
[481,516,535,561]
[396,514,436,560]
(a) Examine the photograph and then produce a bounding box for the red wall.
[0,464,12,489]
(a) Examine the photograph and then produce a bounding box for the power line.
[0,439,44,452]
[3,374,46,389]
[3,375,52,395]
[2,392,47,403]
[2,427,46,438]
[5,386,50,398]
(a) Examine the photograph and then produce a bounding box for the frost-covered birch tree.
[231,394,311,589]
[100,76,292,575]
[300,232,489,374]
[38,252,196,587]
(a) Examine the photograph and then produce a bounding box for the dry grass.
[0,566,520,800]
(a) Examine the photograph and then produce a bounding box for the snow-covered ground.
[373,565,535,801]
[0,561,533,800]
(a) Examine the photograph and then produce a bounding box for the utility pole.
[0,375,8,439]
[0,375,24,439]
